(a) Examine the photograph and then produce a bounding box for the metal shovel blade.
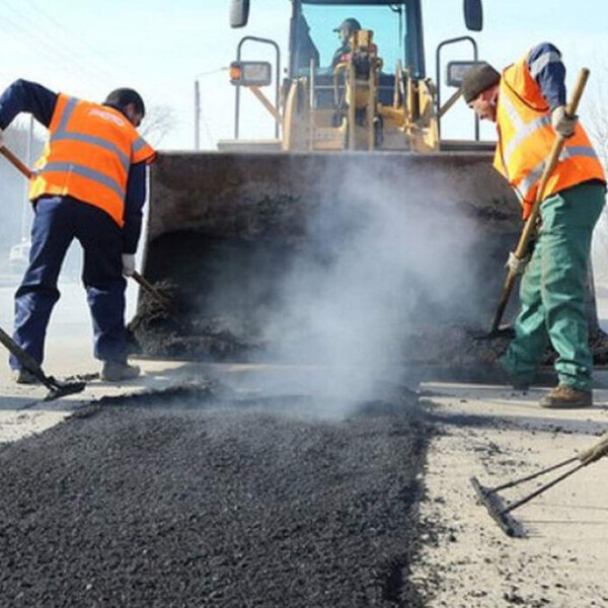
[43,379,87,402]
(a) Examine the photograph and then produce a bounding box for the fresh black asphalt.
[0,386,430,608]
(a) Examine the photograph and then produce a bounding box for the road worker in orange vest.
[0,80,156,383]
[463,43,606,408]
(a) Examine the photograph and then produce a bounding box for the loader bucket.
[130,151,603,370]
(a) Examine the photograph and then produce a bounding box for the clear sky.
[1,0,607,149]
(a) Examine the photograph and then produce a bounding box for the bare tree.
[139,105,177,147]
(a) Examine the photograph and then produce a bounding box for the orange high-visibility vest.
[29,94,156,226]
[494,52,605,219]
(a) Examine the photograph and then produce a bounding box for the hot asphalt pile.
[0,386,429,608]
[130,303,608,383]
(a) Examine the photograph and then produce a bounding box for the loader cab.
[290,1,423,76]
[227,0,485,151]
[232,0,481,86]
[289,0,424,107]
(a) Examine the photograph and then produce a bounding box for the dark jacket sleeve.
[527,43,566,109]
[331,44,350,68]
[0,79,57,129]
[122,162,147,254]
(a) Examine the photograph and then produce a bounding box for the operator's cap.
[333,17,361,33]
[461,63,501,103]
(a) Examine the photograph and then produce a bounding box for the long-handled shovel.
[0,325,85,401]
[480,67,590,340]
[0,146,184,320]
[471,430,608,537]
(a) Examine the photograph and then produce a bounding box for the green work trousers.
[502,181,606,391]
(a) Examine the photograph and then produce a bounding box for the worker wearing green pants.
[501,182,605,395]
[462,43,606,408]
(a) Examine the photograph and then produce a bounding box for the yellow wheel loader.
[223,0,479,154]
[131,0,604,373]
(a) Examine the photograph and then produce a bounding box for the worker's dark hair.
[103,88,146,117]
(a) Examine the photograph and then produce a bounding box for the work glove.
[121,253,136,277]
[506,251,529,276]
[551,105,577,139]
[579,432,608,466]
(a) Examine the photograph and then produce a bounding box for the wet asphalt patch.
[0,387,430,607]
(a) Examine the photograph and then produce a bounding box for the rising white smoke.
[258,159,485,405]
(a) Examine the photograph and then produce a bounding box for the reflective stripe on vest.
[29,94,156,226]
[51,99,131,172]
[493,52,605,218]
[500,92,551,163]
[35,162,126,201]
[518,146,600,200]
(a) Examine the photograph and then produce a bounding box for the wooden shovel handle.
[0,146,33,179]
[131,270,179,317]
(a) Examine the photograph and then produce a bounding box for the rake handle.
[490,68,590,333]
[502,461,587,515]
[487,455,579,494]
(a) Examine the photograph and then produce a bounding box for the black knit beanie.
[462,64,501,103]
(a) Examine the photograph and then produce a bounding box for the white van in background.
[8,239,30,274]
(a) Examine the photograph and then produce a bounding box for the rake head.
[470,476,524,538]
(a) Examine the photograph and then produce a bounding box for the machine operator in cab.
[331,17,362,68]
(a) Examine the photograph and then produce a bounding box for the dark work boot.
[12,368,40,385]
[101,361,141,382]
[539,385,592,409]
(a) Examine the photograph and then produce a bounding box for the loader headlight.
[230,61,272,87]
[446,60,487,88]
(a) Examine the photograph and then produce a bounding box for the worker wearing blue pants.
[0,80,156,383]
[12,196,127,369]
[462,43,606,408]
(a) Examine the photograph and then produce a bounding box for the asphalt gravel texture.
[0,386,430,608]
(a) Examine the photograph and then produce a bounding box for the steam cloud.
[259,162,483,406]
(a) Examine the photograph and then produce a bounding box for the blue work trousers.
[10,195,128,369]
